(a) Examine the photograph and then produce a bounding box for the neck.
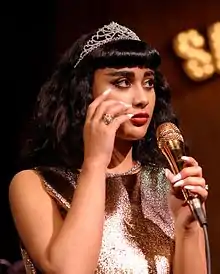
[107,139,134,173]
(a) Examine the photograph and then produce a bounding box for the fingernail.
[184,185,196,190]
[164,168,169,177]
[103,88,111,95]
[120,101,132,108]
[172,173,182,182]
[174,180,184,187]
[181,156,190,161]
[126,113,134,118]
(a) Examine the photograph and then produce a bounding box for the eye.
[113,78,131,88]
[144,79,154,89]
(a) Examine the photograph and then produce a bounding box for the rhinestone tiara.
[74,21,141,68]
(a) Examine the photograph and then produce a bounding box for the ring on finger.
[102,113,114,125]
[205,184,209,191]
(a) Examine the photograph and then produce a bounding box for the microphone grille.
[156,122,184,149]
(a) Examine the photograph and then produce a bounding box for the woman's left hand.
[165,156,208,231]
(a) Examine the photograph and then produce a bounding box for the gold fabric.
[21,166,174,273]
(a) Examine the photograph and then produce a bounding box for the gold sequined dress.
[21,165,175,274]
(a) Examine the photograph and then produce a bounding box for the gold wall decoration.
[173,22,220,81]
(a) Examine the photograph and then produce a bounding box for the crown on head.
[74,21,141,68]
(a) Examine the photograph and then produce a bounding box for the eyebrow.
[105,70,155,78]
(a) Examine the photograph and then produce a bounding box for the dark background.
[1,0,220,272]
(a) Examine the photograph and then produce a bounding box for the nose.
[132,86,149,109]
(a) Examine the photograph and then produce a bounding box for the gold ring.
[102,113,114,125]
[205,184,209,191]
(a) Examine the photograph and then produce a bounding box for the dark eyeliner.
[111,78,130,88]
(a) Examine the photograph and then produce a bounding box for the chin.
[116,125,148,141]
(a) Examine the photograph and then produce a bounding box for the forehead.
[94,67,154,77]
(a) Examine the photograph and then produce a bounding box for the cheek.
[149,93,156,112]
[92,79,109,99]
[92,86,103,99]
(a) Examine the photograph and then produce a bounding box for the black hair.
[19,29,178,171]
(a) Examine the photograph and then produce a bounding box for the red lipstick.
[130,112,150,127]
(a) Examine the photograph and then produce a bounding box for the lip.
[132,112,149,119]
[130,112,150,126]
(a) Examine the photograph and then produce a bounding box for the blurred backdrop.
[1,0,220,272]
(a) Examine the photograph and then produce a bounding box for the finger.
[164,168,175,182]
[94,100,131,121]
[170,166,203,184]
[181,156,199,167]
[110,114,133,130]
[86,88,112,120]
[183,185,208,201]
[165,169,183,198]
[104,102,132,118]
[173,177,206,188]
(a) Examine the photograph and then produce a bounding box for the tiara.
[74,21,141,68]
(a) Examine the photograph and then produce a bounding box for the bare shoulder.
[10,169,44,194]
[9,169,51,211]
[9,169,63,271]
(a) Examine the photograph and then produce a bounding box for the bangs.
[82,39,161,70]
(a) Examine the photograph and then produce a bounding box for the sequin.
[20,246,37,274]
[21,166,174,273]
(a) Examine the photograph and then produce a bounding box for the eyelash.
[113,78,154,89]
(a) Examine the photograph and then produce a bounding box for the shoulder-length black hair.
[19,29,178,171]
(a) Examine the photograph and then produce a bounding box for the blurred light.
[208,22,220,73]
[173,22,220,81]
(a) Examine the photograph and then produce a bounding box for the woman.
[9,22,208,273]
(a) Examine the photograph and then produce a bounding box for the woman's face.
[92,67,156,141]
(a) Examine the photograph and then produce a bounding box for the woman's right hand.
[83,89,132,169]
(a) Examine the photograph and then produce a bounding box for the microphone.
[156,122,207,227]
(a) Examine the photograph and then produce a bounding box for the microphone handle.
[161,140,207,227]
